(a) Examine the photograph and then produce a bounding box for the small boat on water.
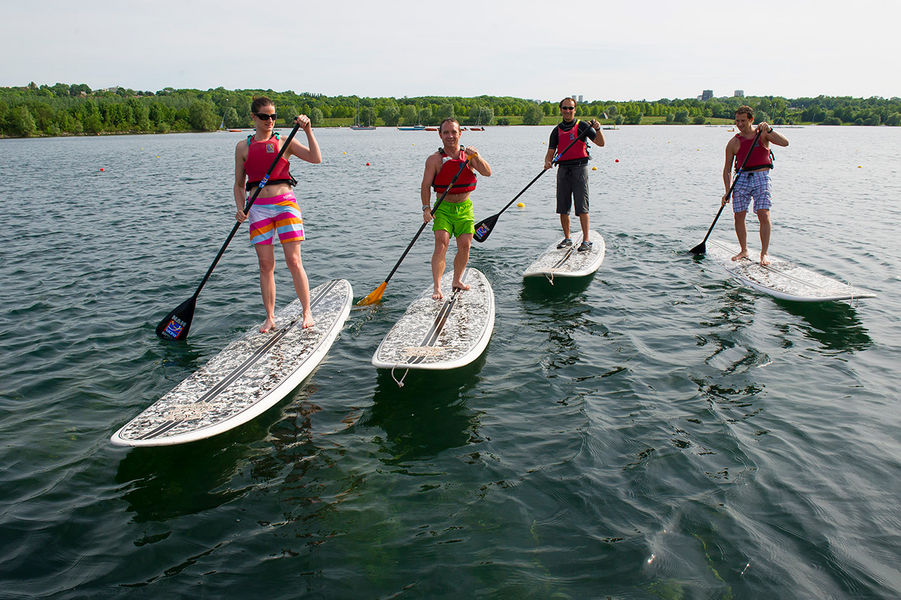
[350,103,375,130]
[398,125,426,131]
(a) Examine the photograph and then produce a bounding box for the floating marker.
[592,166,597,170]
[615,159,619,163]
[366,162,370,166]
[858,165,862,168]
[516,202,525,208]
[100,168,105,172]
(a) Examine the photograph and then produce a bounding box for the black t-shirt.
[548,119,597,166]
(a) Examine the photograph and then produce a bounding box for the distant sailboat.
[350,103,375,130]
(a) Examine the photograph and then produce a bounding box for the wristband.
[422,205,430,211]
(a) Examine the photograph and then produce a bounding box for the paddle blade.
[473,214,499,243]
[688,242,707,255]
[155,296,196,341]
[356,282,387,306]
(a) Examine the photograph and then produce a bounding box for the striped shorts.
[731,170,772,214]
[248,192,304,245]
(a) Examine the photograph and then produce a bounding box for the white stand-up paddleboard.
[111,279,353,447]
[372,267,494,371]
[706,239,875,302]
[523,230,605,279]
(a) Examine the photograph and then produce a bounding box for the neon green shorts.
[432,198,475,236]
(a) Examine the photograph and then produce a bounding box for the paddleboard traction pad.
[523,230,605,278]
[706,239,875,302]
[372,268,494,370]
[112,279,352,446]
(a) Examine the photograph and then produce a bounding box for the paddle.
[473,120,595,243]
[688,128,763,255]
[357,155,472,305]
[155,122,302,341]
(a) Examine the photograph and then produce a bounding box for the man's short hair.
[559,97,577,109]
[439,118,460,132]
[735,105,754,120]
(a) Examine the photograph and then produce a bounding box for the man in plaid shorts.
[721,105,789,266]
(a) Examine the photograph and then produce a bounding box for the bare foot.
[451,282,471,292]
[432,288,443,300]
[259,317,276,333]
[301,313,315,329]
[731,250,749,262]
[760,253,770,266]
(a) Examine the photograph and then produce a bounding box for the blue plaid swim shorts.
[731,170,772,214]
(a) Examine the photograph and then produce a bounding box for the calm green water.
[1,125,899,599]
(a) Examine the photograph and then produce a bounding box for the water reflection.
[774,299,872,353]
[114,400,287,522]
[362,357,485,462]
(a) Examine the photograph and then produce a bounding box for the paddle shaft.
[474,121,595,242]
[381,156,472,285]
[190,123,302,299]
[694,129,763,251]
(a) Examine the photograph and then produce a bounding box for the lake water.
[1,125,899,599]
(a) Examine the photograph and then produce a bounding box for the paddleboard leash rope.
[391,365,409,388]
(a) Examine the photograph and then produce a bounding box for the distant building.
[578,95,583,103]
[734,90,744,97]
[701,90,714,101]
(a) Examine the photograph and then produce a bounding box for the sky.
[2,0,899,102]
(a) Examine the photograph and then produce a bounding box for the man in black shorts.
[543,97,603,251]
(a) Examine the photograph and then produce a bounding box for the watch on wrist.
[422,205,430,211]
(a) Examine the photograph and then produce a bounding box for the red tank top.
[556,120,589,162]
[244,134,293,189]
[432,148,477,194]
[734,134,772,171]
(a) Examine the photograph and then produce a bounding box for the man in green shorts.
[420,118,492,299]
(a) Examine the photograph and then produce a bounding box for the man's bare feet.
[760,253,770,267]
[451,282,471,292]
[301,313,315,329]
[731,249,749,261]
[259,317,276,333]
[432,288,443,300]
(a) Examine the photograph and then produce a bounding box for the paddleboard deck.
[705,239,875,302]
[523,230,605,279]
[372,267,494,370]
[111,279,353,447]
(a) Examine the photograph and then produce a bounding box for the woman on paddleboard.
[234,97,321,332]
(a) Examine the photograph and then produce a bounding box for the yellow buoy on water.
[592,166,597,170]
[516,202,525,208]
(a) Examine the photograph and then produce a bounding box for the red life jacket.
[432,147,477,194]
[244,133,296,192]
[734,134,773,171]
[556,120,590,162]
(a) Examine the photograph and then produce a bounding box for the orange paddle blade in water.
[356,282,387,306]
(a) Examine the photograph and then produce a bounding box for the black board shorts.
[556,164,590,215]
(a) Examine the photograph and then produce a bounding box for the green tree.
[7,105,37,136]
[401,104,418,125]
[187,100,219,130]
[381,104,401,126]
[522,103,544,125]
[310,107,324,126]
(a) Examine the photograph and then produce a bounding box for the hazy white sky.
[2,0,898,101]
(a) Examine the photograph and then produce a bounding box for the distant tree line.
[1,82,899,137]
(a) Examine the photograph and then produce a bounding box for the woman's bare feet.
[259,317,276,333]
